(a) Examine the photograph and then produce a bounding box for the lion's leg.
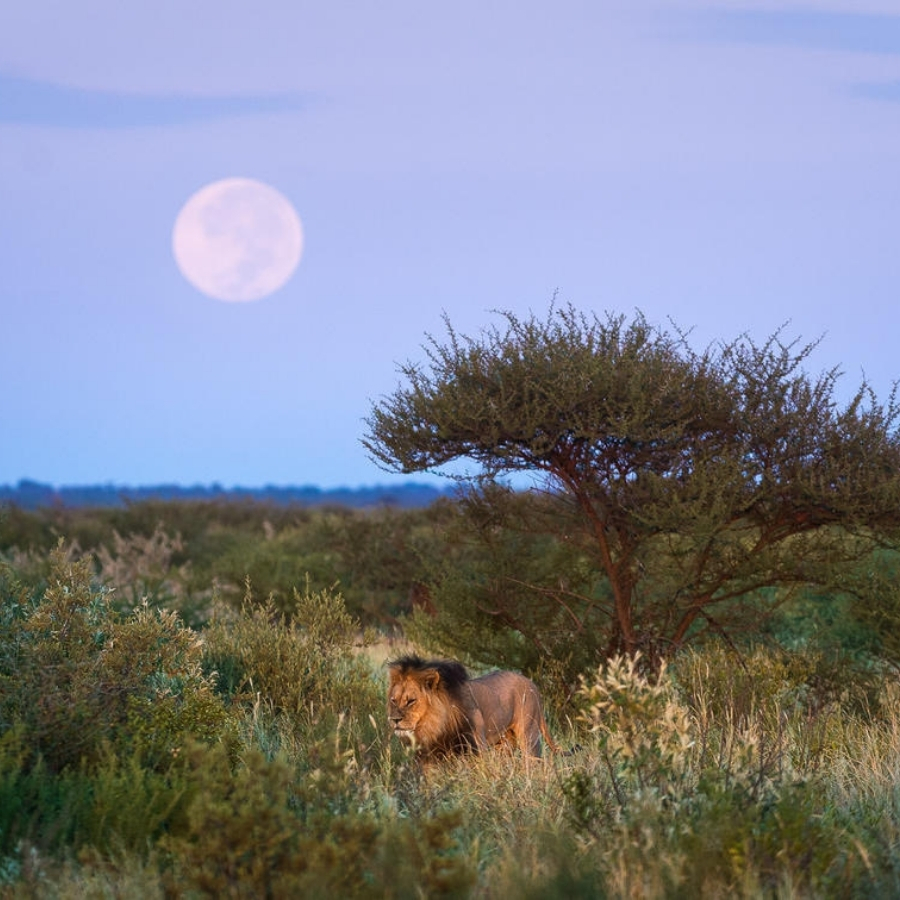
[516,689,557,757]
[495,727,517,753]
[468,708,491,752]
[510,703,544,758]
[515,703,559,756]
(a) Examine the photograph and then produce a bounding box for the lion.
[387,654,560,764]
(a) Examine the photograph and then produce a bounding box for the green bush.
[0,545,235,774]
[0,731,191,859]
[554,646,876,896]
[205,582,361,708]
[202,579,385,767]
[161,741,475,899]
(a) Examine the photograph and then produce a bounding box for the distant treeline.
[0,479,455,510]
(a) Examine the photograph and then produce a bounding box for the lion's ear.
[423,669,441,691]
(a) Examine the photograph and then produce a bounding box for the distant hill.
[0,479,456,510]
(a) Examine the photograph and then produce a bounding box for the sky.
[2,1,900,490]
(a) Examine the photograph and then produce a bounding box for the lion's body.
[387,655,559,763]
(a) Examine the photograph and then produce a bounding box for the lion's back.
[470,670,540,702]
[467,670,545,750]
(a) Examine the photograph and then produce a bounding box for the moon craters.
[172,177,303,303]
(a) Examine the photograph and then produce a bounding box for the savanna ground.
[2,499,900,898]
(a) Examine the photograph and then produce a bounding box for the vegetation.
[0,493,898,896]
[0,498,456,628]
[365,305,900,666]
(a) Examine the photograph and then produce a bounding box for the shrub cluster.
[3,503,900,896]
[545,648,898,896]
[0,545,233,775]
[0,500,457,628]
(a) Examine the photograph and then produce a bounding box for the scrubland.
[2,501,899,898]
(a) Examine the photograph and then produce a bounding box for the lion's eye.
[405,698,417,707]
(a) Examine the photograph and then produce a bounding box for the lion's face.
[387,671,436,746]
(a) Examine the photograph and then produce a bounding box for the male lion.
[387,654,560,764]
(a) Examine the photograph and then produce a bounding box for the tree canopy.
[364,305,900,664]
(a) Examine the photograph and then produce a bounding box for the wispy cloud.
[0,74,313,128]
[853,81,900,103]
[698,10,900,56]
[690,10,900,104]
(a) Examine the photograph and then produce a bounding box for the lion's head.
[387,655,472,759]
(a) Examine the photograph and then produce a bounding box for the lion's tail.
[540,716,562,755]
[541,717,581,757]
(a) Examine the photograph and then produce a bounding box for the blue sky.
[2,1,899,489]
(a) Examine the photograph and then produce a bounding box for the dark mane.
[388,655,470,694]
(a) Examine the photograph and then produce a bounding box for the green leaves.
[0,545,233,774]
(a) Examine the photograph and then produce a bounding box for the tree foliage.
[365,305,900,664]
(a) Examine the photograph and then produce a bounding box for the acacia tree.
[364,305,900,663]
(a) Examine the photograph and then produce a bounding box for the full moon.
[172,177,304,302]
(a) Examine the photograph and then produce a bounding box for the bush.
[8,509,900,897]
[94,523,213,624]
[0,545,235,774]
[0,500,458,628]
[161,741,475,899]
[0,730,192,859]
[559,646,866,896]
[202,580,383,751]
